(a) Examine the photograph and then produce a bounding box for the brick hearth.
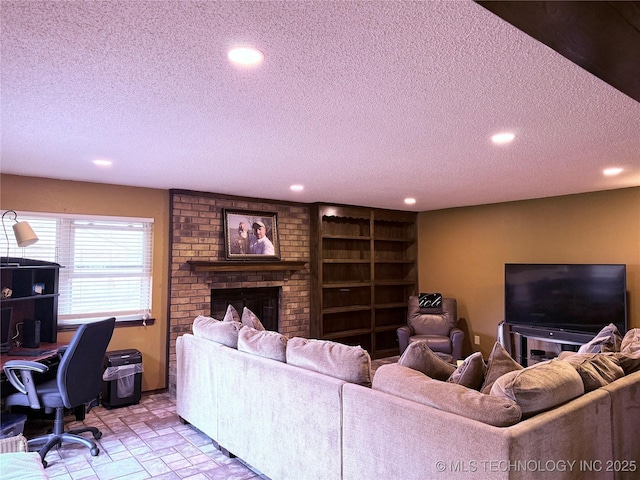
[167,190,311,396]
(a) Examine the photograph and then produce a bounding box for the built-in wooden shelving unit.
[310,205,417,359]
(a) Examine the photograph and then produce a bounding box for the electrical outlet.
[474,335,480,345]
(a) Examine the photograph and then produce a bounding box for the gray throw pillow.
[556,352,625,392]
[480,342,523,394]
[612,351,640,374]
[238,326,287,362]
[447,352,486,390]
[490,360,584,416]
[286,337,372,386]
[398,341,455,381]
[621,328,640,354]
[192,315,242,348]
[578,323,622,353]
[241,307,265,331]
[222,304,241,323]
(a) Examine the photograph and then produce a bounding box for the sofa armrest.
[397,325,414,355]
[450,327,464,361]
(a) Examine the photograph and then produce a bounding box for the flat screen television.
[504,264,627,335]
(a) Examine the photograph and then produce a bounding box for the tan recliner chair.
[397,296,464,361]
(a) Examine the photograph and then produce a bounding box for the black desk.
[1,342,66,377]
[1,343,84,420]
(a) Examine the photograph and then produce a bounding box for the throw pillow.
[557,352,625,392]
[447,352,486,390]
[398,341,455,381]
[192,315,242,348]
[480,342,523,394]
[286,337,372,386]
[577,323,622,354]
[238,326,288,362]
[621,328,640,354]
[490,360,584,417]
[241,307,265,331]
[222,304,241,323]
[612,351,640,374]
[373,363,522,427]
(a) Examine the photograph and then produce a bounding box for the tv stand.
[505,323,591,367]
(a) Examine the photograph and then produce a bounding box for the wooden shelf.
[310,204,417,358]
[187,260,307,273]
[322,305,371,314]
[0,258,60,345]
[323,259,371,264]
[322,234,371,240]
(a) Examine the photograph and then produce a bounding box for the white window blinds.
[2,212,153,324]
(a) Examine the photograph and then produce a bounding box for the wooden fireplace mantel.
[187,260,308,273]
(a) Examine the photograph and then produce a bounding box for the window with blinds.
[2,212,153,325]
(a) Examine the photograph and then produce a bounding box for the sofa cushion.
[222,304,241,323]
[557,352,626,391]
[241,307,265,331]
[578,323,622,353]
[373,363,522,427]
[238,326,287,362]
[480,342,522,394]
[286,337,372,386]
[447,352,486,390]
[398,341,455,381]
[490,359,584,416]
[192,315,242,348]
[621,328,640,354]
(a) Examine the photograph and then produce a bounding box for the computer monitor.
[1,307,12,353]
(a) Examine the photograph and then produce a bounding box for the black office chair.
[3,317,115,466]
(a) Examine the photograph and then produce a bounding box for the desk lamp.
[2,210,39,263]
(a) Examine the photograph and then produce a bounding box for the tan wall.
[417,187,640,358]
[0,174,170,391]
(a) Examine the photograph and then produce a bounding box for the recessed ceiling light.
[290,184,304,192]
[404,198,416,205]
[491,132,515,145]
[228,47,264,66]
[92,159,113,166]
[603,167,623,176]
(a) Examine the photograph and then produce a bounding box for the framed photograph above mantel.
[223,209,281,260]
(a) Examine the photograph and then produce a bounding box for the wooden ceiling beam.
[476,1,640,103]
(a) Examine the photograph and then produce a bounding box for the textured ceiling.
[1,0,639,211]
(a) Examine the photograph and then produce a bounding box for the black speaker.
[22,318,41,348]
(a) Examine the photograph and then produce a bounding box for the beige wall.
[1,174,170,391]
[417,187,640,358]
[4,174,637,382]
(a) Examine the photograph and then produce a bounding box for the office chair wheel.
[42,459,48,468]
[94,431,103,440]
[90,446,100,456]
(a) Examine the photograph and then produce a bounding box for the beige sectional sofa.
[176,315,640,480]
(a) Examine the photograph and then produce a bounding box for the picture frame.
[223,209,281,260]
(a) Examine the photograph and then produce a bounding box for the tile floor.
[21,392,268,480]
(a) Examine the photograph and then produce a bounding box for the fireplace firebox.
[211,287,280,332]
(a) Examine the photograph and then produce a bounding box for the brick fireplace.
[167,190,311,396]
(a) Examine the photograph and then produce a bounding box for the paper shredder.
[102,349,142,409]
